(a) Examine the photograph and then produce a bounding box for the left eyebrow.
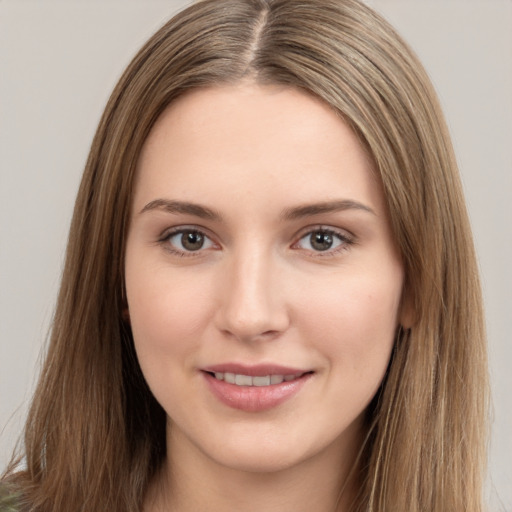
[281,200,375,220]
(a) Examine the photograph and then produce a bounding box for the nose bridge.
[216,242,288,341]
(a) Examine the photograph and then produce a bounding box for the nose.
[214,247,290,343]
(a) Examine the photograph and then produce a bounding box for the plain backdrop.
[1,0,511,509]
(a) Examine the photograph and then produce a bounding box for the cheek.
[301,269,402,375]
[126,268,214,365]
[125,267,219,415]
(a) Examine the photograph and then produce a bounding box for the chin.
[208,444,312,474]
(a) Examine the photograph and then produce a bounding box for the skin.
[124,83,409,512]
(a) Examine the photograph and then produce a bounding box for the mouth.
[204,371,309,387]
[201,364,314,412]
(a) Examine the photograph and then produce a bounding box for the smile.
[211,372,304,387]
[201,365,314,412]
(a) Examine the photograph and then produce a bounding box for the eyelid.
[291,225,356,255]
[158,225,220,256]
[157,224,355,258]
[158,224,214,240]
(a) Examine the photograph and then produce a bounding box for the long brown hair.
[2,0,488,510]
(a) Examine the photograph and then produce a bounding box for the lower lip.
[202,372,312,412]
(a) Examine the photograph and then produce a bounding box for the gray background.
[1,0,511,508]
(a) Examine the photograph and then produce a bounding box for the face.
[125,83,407,474]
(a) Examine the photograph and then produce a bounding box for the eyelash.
[158,226,355,258]
[292,227,355,257]
[158,226,217,258]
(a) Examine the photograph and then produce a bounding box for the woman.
[1,0,489,511]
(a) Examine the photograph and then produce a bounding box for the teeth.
[235,374,252,386]
[252,376,270,386]
[212,372,302,386]
[270,374,284,385]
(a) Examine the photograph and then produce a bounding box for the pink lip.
[201,363,313,412]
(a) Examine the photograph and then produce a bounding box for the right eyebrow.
[139,199,222,221]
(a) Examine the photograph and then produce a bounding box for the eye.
[163,228,215,254]
[294,228,352,254]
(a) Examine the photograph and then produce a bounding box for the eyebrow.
[139,199,222,221]
[139,198,375,221]
[280,200,375,220]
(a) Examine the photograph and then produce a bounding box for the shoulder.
[0,484,20,512]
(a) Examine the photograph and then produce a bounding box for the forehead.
[140,83,370,163]
[133,83,383,217]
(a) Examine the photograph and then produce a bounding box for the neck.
[145,421,364,512]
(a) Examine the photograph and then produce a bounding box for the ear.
[399,283,415,329]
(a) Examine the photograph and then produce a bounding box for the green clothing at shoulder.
[0,484,20,512]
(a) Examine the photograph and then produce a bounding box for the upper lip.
[201,363,310,377]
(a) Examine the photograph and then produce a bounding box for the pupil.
[182,231,204,251]
[311,231,333,251]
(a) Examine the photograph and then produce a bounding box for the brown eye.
[310,231,334,251]
[295,228,351,254]
[181,231,205,251]
[165,229,214,254]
